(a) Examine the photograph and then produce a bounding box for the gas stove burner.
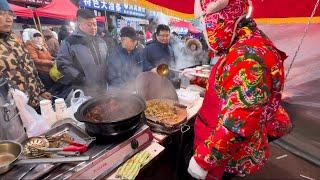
[4,125,153,180]
[92,121,144,144]
[32,125,153,179]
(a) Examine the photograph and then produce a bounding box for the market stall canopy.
[35,0,77,20]
[143,0,194,19]
[10,3,34,18]
[252,0,320,23]
[107,0,320,20]
[35,0,105,22]
[169,19,201,33]
[170,20,190,29]
[100,0,194,19]
[188,25,201,34]
[252,0,320,18]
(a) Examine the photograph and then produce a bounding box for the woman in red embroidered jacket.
[187,0,293,179]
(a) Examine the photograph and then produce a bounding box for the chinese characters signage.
[79,0,146,17]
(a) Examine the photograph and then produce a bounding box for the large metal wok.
[74,93,146,142]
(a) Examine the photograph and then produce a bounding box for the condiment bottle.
[55,98,68,121]
[40,99,56,127]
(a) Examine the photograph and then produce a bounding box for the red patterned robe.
[193,25,292,179]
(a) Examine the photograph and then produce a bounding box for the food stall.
[0,83,204,179]
[1,0,210,177]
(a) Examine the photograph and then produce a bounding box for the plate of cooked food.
[144,99,187,134]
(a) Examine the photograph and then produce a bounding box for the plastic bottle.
[55,98,68,121]
[40,99,56,127]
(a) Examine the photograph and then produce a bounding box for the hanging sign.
[79,0,146,17]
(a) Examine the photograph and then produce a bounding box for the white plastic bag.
[11,89,50,137]
[67,89,91,120]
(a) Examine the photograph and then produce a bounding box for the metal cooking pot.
[0,140,22,174]
[74,93,146,142]
[0,78,27,142]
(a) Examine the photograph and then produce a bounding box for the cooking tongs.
[44,140,88,153]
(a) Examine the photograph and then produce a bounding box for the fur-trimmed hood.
[186,38,202,51]
[181,38,209,66]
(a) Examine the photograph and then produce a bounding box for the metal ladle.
[156,64,182,77]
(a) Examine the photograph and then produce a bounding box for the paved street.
[237,143,320,180]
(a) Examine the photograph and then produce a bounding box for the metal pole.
[104,10,108,32]
[37,16,43,34]
[32,16,38,30]
[285,0,320,81]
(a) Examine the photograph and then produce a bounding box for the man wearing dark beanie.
[0,0,51,109]
[107,26,143,88]
[56,9,108,95]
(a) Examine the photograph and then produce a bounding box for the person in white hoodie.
[22,25,39,43]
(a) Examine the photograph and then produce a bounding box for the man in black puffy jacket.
[56,9,108,94]
[142,24,175,71]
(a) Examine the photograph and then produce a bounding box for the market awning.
[10,3,34,18]
[100,0,194,19]
[170,20,189,28]
[142,0,194,19]
[188,25,201,34]
[106,0,320,21]
[147,0,320,21]
[35,0,105,22]
[169,19,201,34]
[35,0,78,20]
[252,0,320,24]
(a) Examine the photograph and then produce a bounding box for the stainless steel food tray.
[1,121,95,179]
[45,121,95,146]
